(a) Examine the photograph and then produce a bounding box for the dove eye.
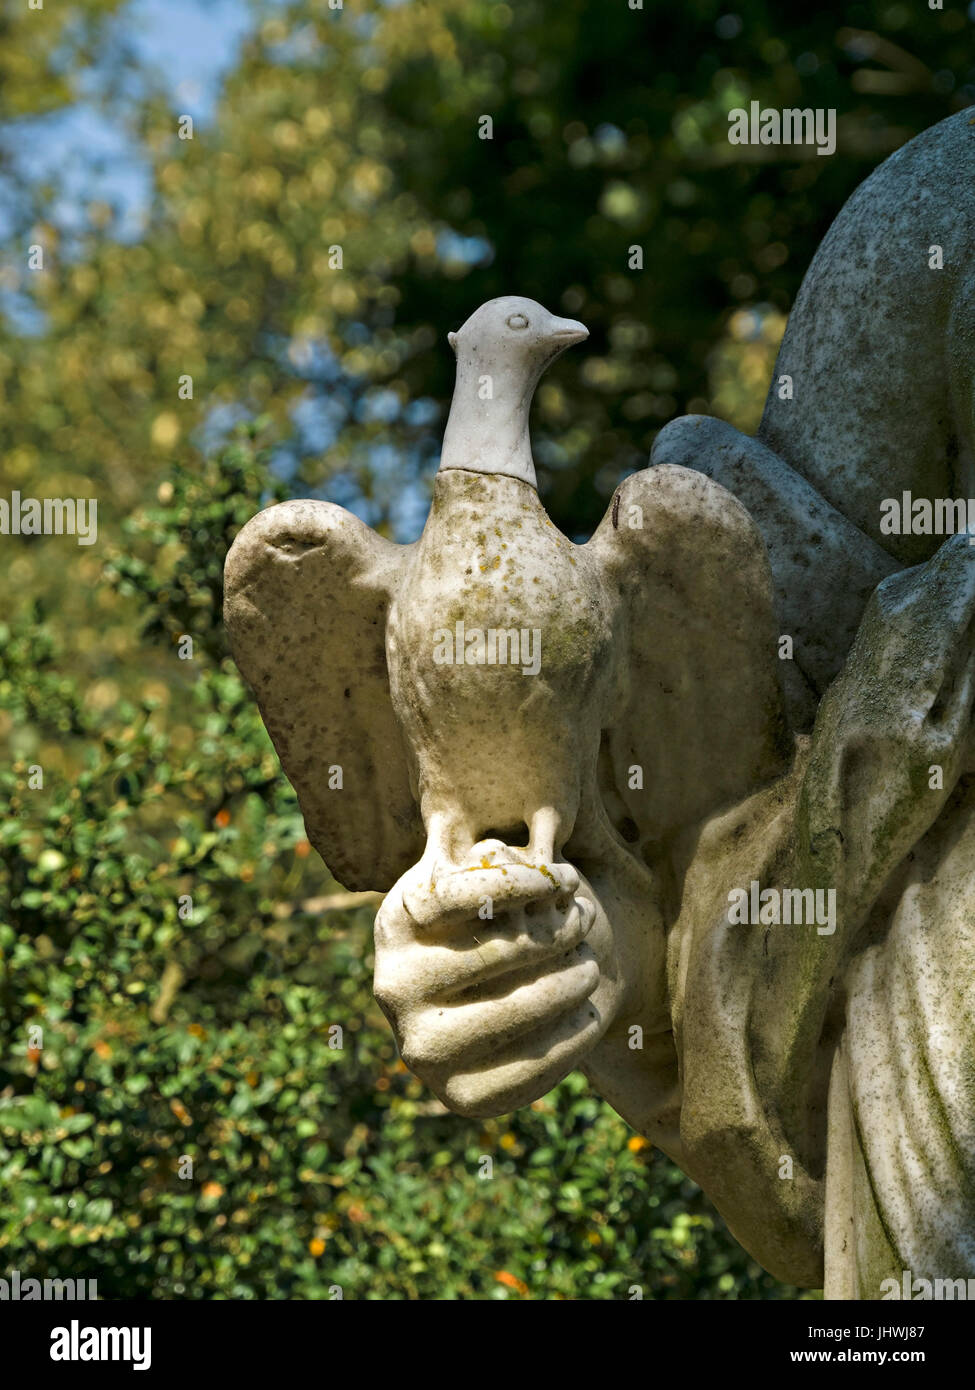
[506,313,529,330]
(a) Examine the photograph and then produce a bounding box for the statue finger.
[401,861,573,933]
[374,898,594,1006]
[401,948,599,1072]
[431,1002,605,1118]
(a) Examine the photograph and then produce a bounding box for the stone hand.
[372,842,618,1118]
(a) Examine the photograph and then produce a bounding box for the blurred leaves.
[3,0,962,1299]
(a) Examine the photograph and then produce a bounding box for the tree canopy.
[1,0,971,1299]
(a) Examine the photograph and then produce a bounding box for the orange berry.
[169,1098,192,1125]
[494,1270,529,1296]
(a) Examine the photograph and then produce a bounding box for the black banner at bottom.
[0,1294,966,1376]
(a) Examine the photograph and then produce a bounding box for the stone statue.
[224,110,975,1299]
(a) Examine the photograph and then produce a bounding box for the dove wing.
[587,464,790,848]
[224,499,423,891]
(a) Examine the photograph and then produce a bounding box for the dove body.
[388,467,616,874]
[385,296,609,872]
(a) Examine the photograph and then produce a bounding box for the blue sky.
[1,0,259,246]
[0,0,444,538]
[0,0,266,347]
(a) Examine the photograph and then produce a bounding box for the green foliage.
[104,417,289,660]
[9,0,953,1299]
[0,436,810,1299]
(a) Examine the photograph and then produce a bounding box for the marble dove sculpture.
[224,295,786,896]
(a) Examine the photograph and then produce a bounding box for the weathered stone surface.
[226,115,975,1302]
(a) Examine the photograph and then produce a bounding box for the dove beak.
[547,316,589,346]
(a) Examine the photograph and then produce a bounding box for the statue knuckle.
[373,963,410,1013]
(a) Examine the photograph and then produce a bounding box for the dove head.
[446,295,588,365]
[439,296,588,488]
